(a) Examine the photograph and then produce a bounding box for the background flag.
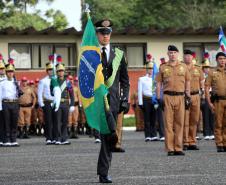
[219,26,226,52]
[50,54,61,111]
[152,61,159,104]
[78,8,110,134]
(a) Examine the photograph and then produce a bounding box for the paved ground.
[0,131,225,185]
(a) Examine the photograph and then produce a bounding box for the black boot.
[23,125,30,139]
[68,126,72,138]
[71,125,79,139]
[29,124,36,135]
[17,126,23,139]
[74,126,79,139]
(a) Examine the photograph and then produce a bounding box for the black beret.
[184,49,193,55]
[168,45,179,52]
[216,52,226,60]
[94,19,113,34]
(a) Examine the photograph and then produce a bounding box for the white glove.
[52,86,61,112]
[154,104,159,110]
[69,106,75,113]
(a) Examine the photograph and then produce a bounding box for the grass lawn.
[123,116,135,127]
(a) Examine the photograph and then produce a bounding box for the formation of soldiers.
[0,54,97,147]
[134,45,226,156]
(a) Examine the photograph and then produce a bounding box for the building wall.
[111,34,218,66]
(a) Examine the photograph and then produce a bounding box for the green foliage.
[83,0,226,30]
[0,0,68,31]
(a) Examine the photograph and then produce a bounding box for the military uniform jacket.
[188,65,204,92]
[0,78,17,110]
[57,78,75,107]
[19,86,36,106]
[156,61,190,92]
[38,76,54,107]
[205,67,226,96]
[102,46,130,113]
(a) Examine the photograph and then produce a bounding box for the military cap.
[35,78,40,83]
[0,62,5,69]
[68,75,73,80]
[5,58,15,72]
[94,19,113,34]
[184,49,193,55]
[202,60,210,68]
[160,57,166,64]
[145,62,154,69]
[0,54,4,67]
[56,63,65,71]
[45,62,54,70]
[168,45,179,52]
[74,76,78,81]
[216,52,226,60]
[21,76,27,82]
[30,80,34,85]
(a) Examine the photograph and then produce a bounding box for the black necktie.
[102,47,107,66]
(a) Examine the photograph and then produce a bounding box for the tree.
[82,0,226,30]
[82,0,139,30]
[0,0,68,30]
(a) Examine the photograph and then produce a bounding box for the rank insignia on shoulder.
[179,66,184,72]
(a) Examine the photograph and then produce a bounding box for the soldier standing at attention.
[0,55,6,145]
[68,75,80,139]
[95,19,130,183]
[38,55,55,145]
[138,62,158,142]
[18,76,36,139]
[156,45,191,156]
[0,59,22,147]
[33,78,44,136]
[205,52,226,152]
[201,54,215,140]
[183,50,204,150]
[53,56,75,145]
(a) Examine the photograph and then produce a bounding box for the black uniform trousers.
[0,111,4,143]
[97,111,117,177]
[143,97,157,138]
[42,101,55,141]
[93,129,100,139]
[54,102,69,142]
[156,106,165,138]
[201,99,214,136]
[2,102,19,143]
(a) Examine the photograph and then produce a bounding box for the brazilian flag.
[78,14,110,134]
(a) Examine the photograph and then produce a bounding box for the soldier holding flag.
[94,19,130,183]
[51,56,75,145]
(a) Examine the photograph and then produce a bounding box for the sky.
[28,0,82,31]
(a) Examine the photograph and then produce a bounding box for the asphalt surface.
[0,131,225,185]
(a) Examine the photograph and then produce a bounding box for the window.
[204,43,221,67]
[184,42,220,66]
[9,43,76,69]
[9,44,31,69]
[112,43,146,67]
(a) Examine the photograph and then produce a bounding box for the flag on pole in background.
[152,61,159,104]
[78,7,110,134]
[219,26,226,52]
